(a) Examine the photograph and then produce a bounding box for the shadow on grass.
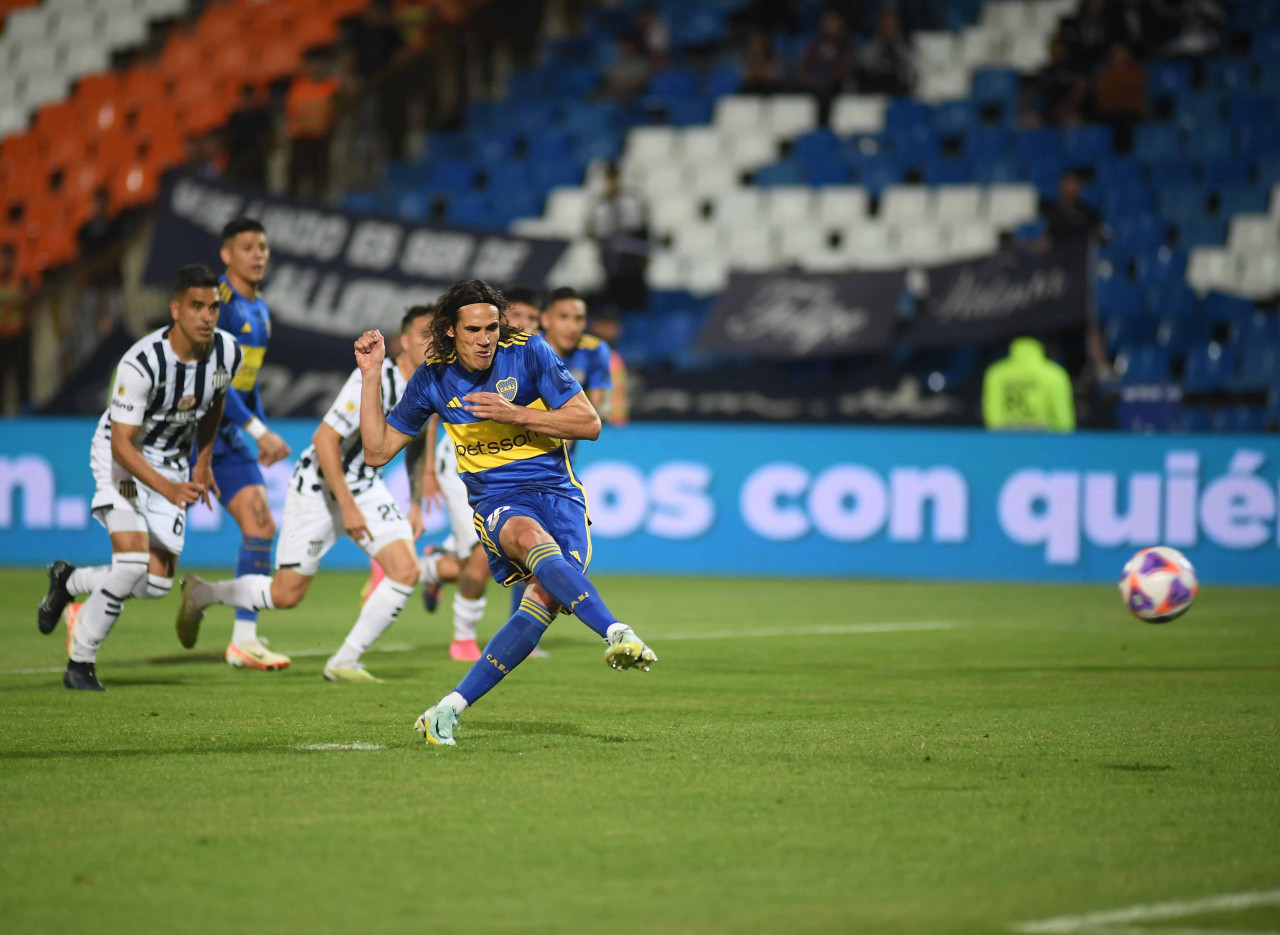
[1104,763,1173,772]
[477,718,635,744]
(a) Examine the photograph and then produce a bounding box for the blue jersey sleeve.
[529,334,582,409]
[586,342,612,391]
[387,364,437,436]
[223,385,256,427]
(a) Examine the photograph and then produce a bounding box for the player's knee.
[143,575,173,599]
[272,581,305,609]
[457,571,485,599]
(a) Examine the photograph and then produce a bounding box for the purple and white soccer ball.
[1119,546,1199,624]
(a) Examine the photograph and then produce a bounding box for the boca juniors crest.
[495,377,518,401]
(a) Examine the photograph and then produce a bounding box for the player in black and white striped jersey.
[175,305,434,684]
[36,264,241,690]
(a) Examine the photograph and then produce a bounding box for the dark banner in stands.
[141,173,570,412]
[625,365,976,425]
[905,236,1091,348]
[698,270,903,358]
[698,239,1090,359]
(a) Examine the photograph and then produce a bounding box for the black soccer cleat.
[63,660,106,692]
[38,560,74,635]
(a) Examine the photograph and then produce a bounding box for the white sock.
[70,552,148,663]
[194,574,275,612]
[452,594,485,642]
[67,565,109,597]
[419,551,442,586]
[130,573,172,600]
[332,579,413,666]
[441,690,468,714]
[232,618,258,646]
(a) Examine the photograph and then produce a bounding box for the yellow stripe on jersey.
[577,334,601,350]
[443,400,563,473]
[232,345,266,392]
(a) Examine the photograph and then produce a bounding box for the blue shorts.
[471,489,592,588]
[210,422,264,506]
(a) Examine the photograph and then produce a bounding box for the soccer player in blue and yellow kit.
[354,280,657,747]
[211,218,293,670]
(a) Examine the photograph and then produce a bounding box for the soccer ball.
[1119,546,1198,623]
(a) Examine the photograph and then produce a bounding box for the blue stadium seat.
[1235,343,1280,392]
[1178,91,1226,131]
[1256,61,1280,95]
[1183,343,1238,392]
[854,156,902,196]
[1155,313,1206,355]
[1104,315,1155,353]
[383,161,429,191]
[1028,156,1066,198]
[669,6,728,50]
[1146,158,1199,188]
[1206,59,1257,92]
[1157,184,1208,223]
[1015,218,1046,242]
[971,69,1020,109]
[393,190,431,222]
[974,157,1024,184]
[1180,406,1213,432]
[1236,122,1280,157]
[754,160,804,186]
[1216,185,1270,217]
[1098,276,1146,321]
[426,159,477,191]
[1016,127,1062,165]
[794,128,841,164]
[965,126,1015,164]
[1103,185,1155,218]
[1184,127,1235,161]
[1215,406,1268,433]
[705,64,741,98]
[1228,95,1278,129]
[1202,154,1253,189]
[1133,124,1182,162]
[1254,152,1280,189]
[532,157,586,189]
[925,157,973,185]
[647,67,701,101]
[1096,157,1144,191]
[342,192,379,214]
[490,189,544,226]
[665,97,714,126]
[1111,213,1167,253]
[1177,217,1229,247]
[892,126,941,169]
[1147,60,1194,101]
[1062,125,1113,166]
[933,100,979,137]
[1252,30,1280,60]
[1120,345,1171,383]
[803,157,851,185]
[1203,291,1255,331]
[1237,311,1280,347]
[527,129,572,164]
[885,98,932,134]
[1135,250,1188,290]
[445,191,494,228]
[486,160,533,195]
[553,64,600,98]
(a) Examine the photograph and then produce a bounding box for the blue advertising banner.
[2,419,1278,585]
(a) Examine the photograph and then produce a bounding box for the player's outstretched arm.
[463,389,601,441]
[354,329,412,467]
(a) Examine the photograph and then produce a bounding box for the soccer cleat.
[38,560,74,634]
[448,638,481,661]
[421,545,441,613]
[414,704,459,747]
[225,640,291,670]
[323,661,384,683]
[604,625,658,672]
[63,660,106,692]
[64,603,82,657]
[175,576,207,649]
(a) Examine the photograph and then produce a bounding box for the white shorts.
[276,480,414,577]
[436,435,480,556]
[89,437,189,555]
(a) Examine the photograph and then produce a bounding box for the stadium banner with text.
[904,236,1090,347]
[697,270,902,358]
[3,419,1279,585]
[698,239,1089,359]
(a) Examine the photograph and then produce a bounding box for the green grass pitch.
[1,569,1278,934]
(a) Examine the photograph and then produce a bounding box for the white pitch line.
[1015,888,1280,934]
[0,643,414,677]
[661,621,958,641]
[0,623,956,677]
[294,742,386,751]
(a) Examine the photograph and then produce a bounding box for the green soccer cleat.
[175,576,207,649]
[604,625,658,672]
[323,661,384,684]
[414,704,459,747]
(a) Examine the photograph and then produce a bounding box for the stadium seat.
[1187,248,1236,293]
[1118,345,1171,384]
[934,185,983,224]
[725,131,778,173]
[881,185,933,225]
[830,95,887,136]
[714,96,765,136]
[754,161,804,187]
[764,186,814,226]
[1183,343,1237,392]
[714,187,764,227]
[1133,125,1183,163]
[724,225,776,271]
[948,222,999,259]
[987,184,1038,230]
[765,95,818,139]
[816,186,870,225]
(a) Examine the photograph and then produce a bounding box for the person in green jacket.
[982,336,1076,432]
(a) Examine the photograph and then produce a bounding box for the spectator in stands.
[633,5,671,66]
[982,336,1076,432]
[1113,0,1162,57]
[351,0,408,161]
[75,189,125,364]
[0,243,32,415]
[1043,170,1104,245]
[1059,0,1115,70]
[224,84,274,190]
[186,132,222,180]
[1164,0,1225,56]
[1035,37,1090,127]
[589,162,649,313]
[858,6,915,97]
[1094,43,1147,143]
[601,36,651,103]
[285,49,343,199]
[587,307,630,426]
[797,10,856,126]
[741,30,789,95]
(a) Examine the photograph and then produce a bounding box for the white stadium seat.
[1187,248,1237,294]
[13,43,61,73]
[798,250,852,273]
[934,185,984,224]
[686,258,729,296]
[1237,251,1280,299]
[19,71,71,109]
[714,95,765,137]
[1008,34,1051,73]
[725,131,778,172]
[546,239,605,294]
[987,184,1039,230]
[724,225,777,271]
[543,187,592,238]
[138,0,188,17]
[508,218,562,239]
[675,223,724,261]
[913,32,955,70]
[649,195,700,236]
[764,186,814,225]
[636,163,687,201]
[880,185,933,225]
[54,11,102,43]
[765,95,818,139]
[959,27,999,68]
[916,67,971,103]
[947,223,1000,260]
[686,162,739,197]
[626,126,678,165]
[63,44,112,76]
[102,13,149,49]
[830,95,886,135]
[982,1,1032,32]
[776,224,827,264]
[713,188,764,227]
[817,186,870,225]
[677,127,724,167]
[646,249,688,290]
[1229,215,1278,254]
[897,225,949,263]
[5,9,53,43]
[0,104,27,139]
